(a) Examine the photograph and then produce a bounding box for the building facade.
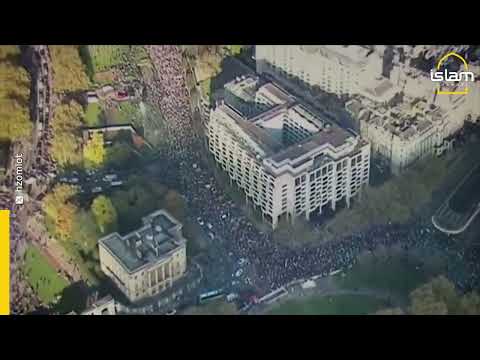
[207,76,370,229]
[98,210,187,303]
[345,97,455,174]
[256,45,480,174]
[256,45,398,102]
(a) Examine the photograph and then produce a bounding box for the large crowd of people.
[4,45,55,314]
[142,46,480,298]
[146,46,197,153]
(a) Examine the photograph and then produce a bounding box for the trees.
[162,190,186,221]
[0,45,32,141]
[226,45,244,56]
[72,210,101,252]
[91,195,118,234]
[106,142,134,169]
[377,276,480,315]
[83,133,106,169]
[51,101,84,167]
[111,176,170,234]
[50,45,90,93]
[409,276,458,315]
[459,292,480,315]
[42,184,78,241]
[87,45,130,73]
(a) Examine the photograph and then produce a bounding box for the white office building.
[206,75,370,229]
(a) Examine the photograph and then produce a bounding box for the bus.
[198,289,224,304]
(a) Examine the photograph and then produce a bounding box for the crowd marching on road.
[1,45,56,314]
[4,45,479,314]
[145,45,480,299]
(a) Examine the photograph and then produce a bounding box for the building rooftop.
[214,75,360,166]
[346,96,444,140]
[271,126,353,163]
[299,45,372,67]
[99,210,185,274]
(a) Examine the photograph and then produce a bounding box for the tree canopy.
[226,45,244,56]
[51,100,84,167]
[409,276,468,315]
[91,195,118,234]
[376,276,480,315]
[0,45,32,141]
[87,45,129,73]
[50,45,90,93]
[83,132,106,169]
[42,184,78,241]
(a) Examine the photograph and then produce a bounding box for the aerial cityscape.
[1,45,480,315]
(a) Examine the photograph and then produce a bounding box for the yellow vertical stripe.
[0,210,10,315]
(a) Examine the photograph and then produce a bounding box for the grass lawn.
[22,245,69,305]
[84,103,103,126]
[335,254,436,300]
[87,45,128,73]
[268,294,388,315]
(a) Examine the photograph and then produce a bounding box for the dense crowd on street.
[3,46,55,313]
[147,46,197,153]
[145,45,480,297]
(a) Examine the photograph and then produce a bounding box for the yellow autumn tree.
[83,132,106,169]
[51,100,84,167]
[50,45,90,93]
[91,195,118,234]
[42,184,78,240]
[0,45,32,141]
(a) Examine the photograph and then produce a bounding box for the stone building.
[98,210,187,303]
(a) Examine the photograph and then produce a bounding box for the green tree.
[409,276,458,315]
[226,45,244,56]
[91,195,118,234]
[83,132,106,169]
[106,142,134,168]
[72,210,101,252]
[50,45,90,93]
[87,45,129,73]
[162,189,185,220]
[459,292,480,315]
[42,184,78,240]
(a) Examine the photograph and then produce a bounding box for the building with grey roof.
[207,75,371,229]
[98,209,187,303]
[346,96,455,174]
